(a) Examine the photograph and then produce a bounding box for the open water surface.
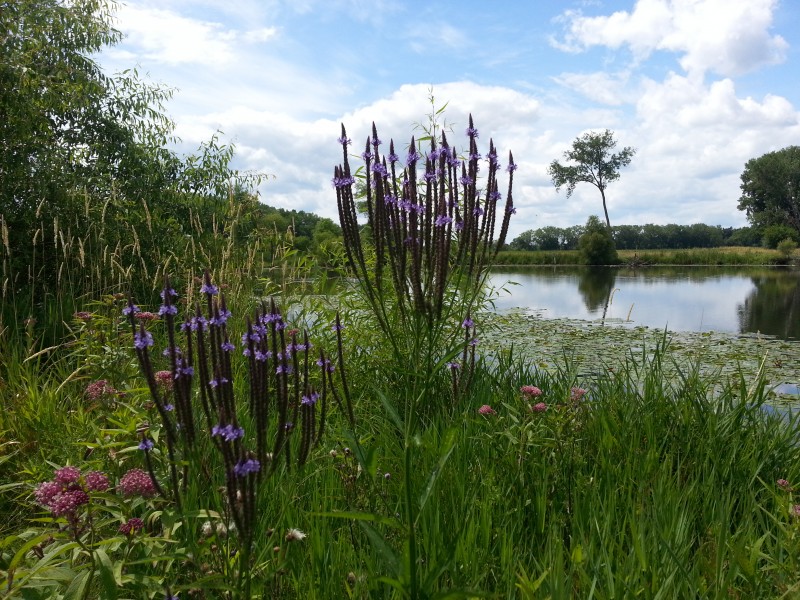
[487,265,800,340]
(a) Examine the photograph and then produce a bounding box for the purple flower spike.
[122,304,140,316]
[233,459,261,477]
[139,438,154,451]
[134,330,154,349]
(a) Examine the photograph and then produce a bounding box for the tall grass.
[495,246,786,266]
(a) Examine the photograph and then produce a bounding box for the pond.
[487,266,800,340]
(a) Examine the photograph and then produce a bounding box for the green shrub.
[762,224,799,248]
[578,215,619,265]
[777,237,798,259]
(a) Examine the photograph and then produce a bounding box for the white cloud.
[243,27,279,43]
[553,0,788,77]
[552,71,635,105]
[116,5,238,66]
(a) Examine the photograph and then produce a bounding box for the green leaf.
[62,570,90,600]
[96,549,118,598]
[358,521,400,578]
[418,428,457,517]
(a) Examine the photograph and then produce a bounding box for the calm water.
[487,266,800,340]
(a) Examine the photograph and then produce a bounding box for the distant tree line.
[509,223,774,252]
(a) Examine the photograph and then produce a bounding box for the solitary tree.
[548,130,636,229]
[737,146,800,235]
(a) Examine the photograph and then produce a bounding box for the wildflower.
[220,340,235,352]
[122,304,140,316]
[778,479,791,489]
[446,361,460,370]
[329,449,338,458]
[507,162,518,173]
[792,504,800,518]
[466,126,479,138]
[50,489,89,517]
[134,330,154,349]
[434,215,453,226]
[34,480,62,506]
[158,304,178,316]
[531,402,547,413]
[201,521,214,537]
[155,370,173,391]
[118,468,157,498]
[216,522,228,538]
[211,424,245,441]
[74,311,93,321]
[301,392,320,406]
[54,466,81,485]
[462,317,474,328]
[570,387,587,401]
[160,288,178,300]
[233,459,261,477]
[119,517,145,535]
[200,282,219,295]
[85,380,118,401]
[285,528,307,542]
[521,385,542,398]
[85,471,110,492]
[138,438,154,451]
[477,405,496,416]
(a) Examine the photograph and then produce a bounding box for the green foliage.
[547,129,636,229]
[577,215,619,265]
[762,223,799,249]
[512,223,758,252]
[738,146,800,234]
[777,238,798,259]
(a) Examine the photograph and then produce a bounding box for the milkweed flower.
[778,479,791,489]
[119,517,145,535]
[531,402,547,413]
[477,405,496,415]
[84,471,109,492]
[118,468,157,498]
[571,387,587,401]
[520,385,542,398]
[85,380,119,401]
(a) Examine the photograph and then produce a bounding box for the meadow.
[2,125,800,600]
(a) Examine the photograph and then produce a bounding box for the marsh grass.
[496,247,785,266]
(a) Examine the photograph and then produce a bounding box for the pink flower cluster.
[570,387,587,401]
[118,468,157,498]
[118,517,145,535]
[531,402,547,413]
[135,311,159,321]
[477,405,496,415]
[520,385,542,398]
[155,370,173,391]
[34,466,109,518]
[85,380,119,401]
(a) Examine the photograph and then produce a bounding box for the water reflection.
[487,266,800,339]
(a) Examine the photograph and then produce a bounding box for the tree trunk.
[600,188,611,230]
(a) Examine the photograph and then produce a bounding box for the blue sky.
[99,0,800,239]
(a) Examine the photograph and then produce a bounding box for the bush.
[777,238,798,259]
[578,215,619,265]
[761,224,799,249]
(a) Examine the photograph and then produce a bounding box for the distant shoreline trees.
[510,223,761,251]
